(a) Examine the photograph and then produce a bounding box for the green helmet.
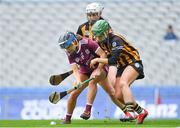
[92,20,109,36]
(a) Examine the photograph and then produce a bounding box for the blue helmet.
[58,32,77,49]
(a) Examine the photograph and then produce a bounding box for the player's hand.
[72,81,79,89]
[91,68,103,82]
[90,58,99,68]
[76,82,82,89]
[94,68,102,77]
[75,80,83,89]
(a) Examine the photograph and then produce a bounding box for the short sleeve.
[67,53,75,64]
[76,26,83,36]
[88,39,99,53]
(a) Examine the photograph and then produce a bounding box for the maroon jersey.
[67,38,100,74]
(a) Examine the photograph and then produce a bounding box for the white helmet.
[86,2,104,14]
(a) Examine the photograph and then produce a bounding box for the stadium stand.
[0,0,180,87]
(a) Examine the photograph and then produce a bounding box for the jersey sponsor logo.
[80,52,85,60]
[114,100,178,119]
[112,42,123,50]
[21,99,94,119]
[112,46,123,51]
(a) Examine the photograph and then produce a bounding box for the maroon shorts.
[79,65,108,77]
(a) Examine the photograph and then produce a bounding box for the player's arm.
[90,57,108,68]
[107,50,121,65]
[91,42,122,67]
[76,25,83,37]
[88,40,107,69]
[94,47,107,69]
[106,39,123,65]
[91,50,121,66]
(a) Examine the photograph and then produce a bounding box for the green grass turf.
[0,119,180,128]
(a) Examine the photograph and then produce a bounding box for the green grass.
[0,119,180,128]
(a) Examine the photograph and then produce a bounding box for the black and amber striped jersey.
[76,17,107,40]
[76,21,94,40]
[98,33,140,68]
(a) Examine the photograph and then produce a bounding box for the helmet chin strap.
[106,34,111,51]
[100,31,109,43]
[89,19,97,25]
[88,16,101,24]
[75,41,81,53]
[100,38,108,45]
[98,32,109,50]
[93,20,97,24]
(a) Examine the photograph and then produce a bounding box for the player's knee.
[115,92,119,99]
[70,91,80,99]
[119,80,128,88]
[108,76,116,86]
[115,89,123,99]
[108,89,116,98]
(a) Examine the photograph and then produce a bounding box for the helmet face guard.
[86,2,104,15]
[86,3,104,24]
[59,32,77,49]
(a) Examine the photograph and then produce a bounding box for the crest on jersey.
[134,62,140,68]
[85,49,90,54]
[112,42,117,47]
[75,58,80,62]
[85,30,89,36]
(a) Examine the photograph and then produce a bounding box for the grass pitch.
[0,119,180,128]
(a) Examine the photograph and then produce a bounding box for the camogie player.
[91,20,148,124]
[77,2,117,120]
[59,31,125,124]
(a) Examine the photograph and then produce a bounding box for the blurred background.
[0,0,180,120]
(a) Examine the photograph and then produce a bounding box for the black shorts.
[116,60,145,80]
